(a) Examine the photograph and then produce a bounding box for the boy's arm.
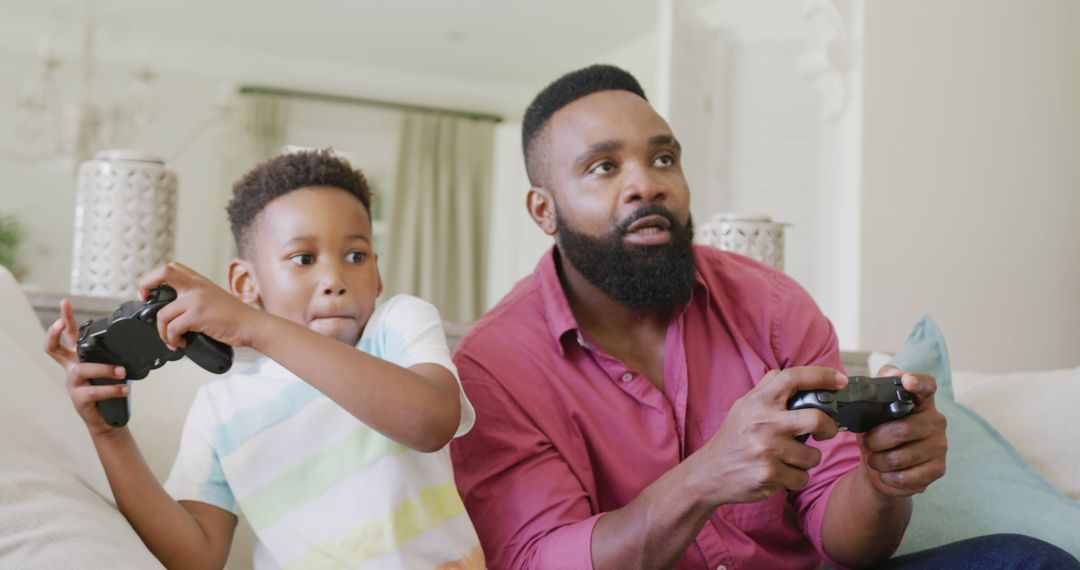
[92,428,237,570]
[138,263,462,453]
[45,299,236,570]
[251,315,461,452]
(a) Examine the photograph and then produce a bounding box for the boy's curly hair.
[226,148,372,256]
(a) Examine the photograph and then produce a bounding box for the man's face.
[538,90,696,311]
[245,186,381,345]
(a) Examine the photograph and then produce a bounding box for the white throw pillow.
[952,367,1080,502]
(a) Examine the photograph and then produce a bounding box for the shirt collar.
[533,245,710,357]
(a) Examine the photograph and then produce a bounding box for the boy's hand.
[44,298,130,436]
[138,262,265,349]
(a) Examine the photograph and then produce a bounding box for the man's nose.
[622,164,668,204]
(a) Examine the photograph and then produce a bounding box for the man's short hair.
[521,64,648,186]
[226,148,372,256]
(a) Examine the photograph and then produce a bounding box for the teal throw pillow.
[888,315,1080,558]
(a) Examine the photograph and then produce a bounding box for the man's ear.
[526,186,557,236]
[228,258,261,306]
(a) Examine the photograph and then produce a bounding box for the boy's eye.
[289,253,314,265]
[346,251,367,264]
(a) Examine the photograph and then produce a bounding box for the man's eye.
[346,251,367,263]
[590,161,615,175]
[655,154,675,167]
[289,253,314,265]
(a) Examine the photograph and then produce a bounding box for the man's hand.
[137,262,265,350]
[689,367,848,505]
[43,299,129,436]
[857,365,948,496]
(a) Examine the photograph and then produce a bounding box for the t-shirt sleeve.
[770,271,862,566]
[361,295,476,437]
[163,386,239,514]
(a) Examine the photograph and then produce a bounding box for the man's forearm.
[821,465,912,568]
[92,429,231,569]
[591,455,717,569]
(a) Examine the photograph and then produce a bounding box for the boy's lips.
[311,314,357,321]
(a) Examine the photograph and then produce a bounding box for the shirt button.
[620,372,633,382]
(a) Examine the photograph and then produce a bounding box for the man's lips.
[625,214,672,235]
[623,214,673,245]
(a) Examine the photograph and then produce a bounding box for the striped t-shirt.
[165,295,483,569]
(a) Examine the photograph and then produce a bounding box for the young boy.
[44,149,484,569]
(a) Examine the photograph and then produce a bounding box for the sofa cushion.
[885,316,1080,558]
[0,266,255,568]
[0,328,164,569]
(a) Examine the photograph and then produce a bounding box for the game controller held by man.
[788,376,916,442]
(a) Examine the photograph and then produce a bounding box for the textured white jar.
[70,150,178,297]
[695,213,788,271]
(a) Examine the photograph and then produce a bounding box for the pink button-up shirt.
[450,246,860,569]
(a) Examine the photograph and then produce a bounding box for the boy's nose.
[319,268,348,296]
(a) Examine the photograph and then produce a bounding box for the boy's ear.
[527,186,557,236]
[374,254,384,298]
[228,258,261,306]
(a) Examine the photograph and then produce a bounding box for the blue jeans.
[877,534,1079,569]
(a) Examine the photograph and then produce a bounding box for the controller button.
[897,389,913,403]
[817,392,834,404]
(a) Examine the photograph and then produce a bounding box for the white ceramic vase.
[695,213,789,271]
[70,150,178,297]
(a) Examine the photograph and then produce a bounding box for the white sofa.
[0,266,257,569]
[2,264,1078,567]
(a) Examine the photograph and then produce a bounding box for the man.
[449,64,1076,569]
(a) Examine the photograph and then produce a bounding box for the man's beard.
[556,204,696,313]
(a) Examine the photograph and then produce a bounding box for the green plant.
[0,213,25,278]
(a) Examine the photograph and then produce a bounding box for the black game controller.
[787,376,916,442]
[76,284,233,427]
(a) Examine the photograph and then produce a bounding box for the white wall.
[723,34,824,306]
[859,0,1080,371]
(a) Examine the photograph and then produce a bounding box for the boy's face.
[236,186,381,346]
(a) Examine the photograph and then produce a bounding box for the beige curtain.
[385,112,495,324]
